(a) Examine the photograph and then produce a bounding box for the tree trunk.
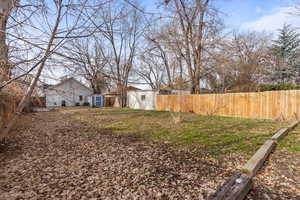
[190,74,201,94]
[0,11,9,82]
[195,78,201,94]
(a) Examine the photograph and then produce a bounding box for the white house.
[45,78,93,107]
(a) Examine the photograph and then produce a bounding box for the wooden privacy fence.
[0,93,17,131]
[156,90,300,121]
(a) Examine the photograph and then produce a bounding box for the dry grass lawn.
[68,107,288,156]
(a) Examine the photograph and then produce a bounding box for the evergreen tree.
[271,24,300,84]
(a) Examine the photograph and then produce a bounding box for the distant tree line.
[134,3,300,93]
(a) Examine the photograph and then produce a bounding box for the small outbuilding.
[127,89,191,110]
[104,86,142,107]
[127,90,159,110]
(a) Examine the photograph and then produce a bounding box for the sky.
[143,0,300,34]
[215,0,299,32]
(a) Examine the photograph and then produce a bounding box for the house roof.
[127,86,141,91]
[47,77,93,92]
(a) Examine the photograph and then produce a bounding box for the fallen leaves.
[0,110,299,200]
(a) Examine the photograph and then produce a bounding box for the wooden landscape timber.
[242,140,276,178]
[243,120,299,177]
[271,128,289,141]
[209,173,252,200]
[156,90,300,121]
[210,120,299,200]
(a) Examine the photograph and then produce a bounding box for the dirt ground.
[0,109,299,200]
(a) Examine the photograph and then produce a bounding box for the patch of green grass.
[279,126,300,152]
[71,108,287,156]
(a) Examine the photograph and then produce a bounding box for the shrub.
[258,84,300,91]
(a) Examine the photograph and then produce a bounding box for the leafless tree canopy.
[2,0,300,99]
[0,0,110,139]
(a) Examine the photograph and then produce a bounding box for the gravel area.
[0,110,299,200]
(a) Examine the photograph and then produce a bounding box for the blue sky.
[215,0,293,30]
[143,0,299,33]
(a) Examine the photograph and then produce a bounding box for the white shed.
[45,77,93,107]
[127,90,158,110]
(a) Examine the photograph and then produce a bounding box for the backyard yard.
[0,108,299,199]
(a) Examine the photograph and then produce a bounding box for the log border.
[210,120,299,200]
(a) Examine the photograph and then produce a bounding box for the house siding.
[46,79,93,107]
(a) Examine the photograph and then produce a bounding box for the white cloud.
[242,6,300,32]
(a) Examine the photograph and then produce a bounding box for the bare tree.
[163,0,223,93]
[88,1,145,106]
[61,38,110,94]
[1,0,108,139]
[0,0,16,81]
[146,35,173,88]
[205,31,272,92]
[136,51,165,89]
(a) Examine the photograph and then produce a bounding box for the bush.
[258,84,300,91]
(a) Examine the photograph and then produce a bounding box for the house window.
[79,95,83,101]
[141,95,146,101]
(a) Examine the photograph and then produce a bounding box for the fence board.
[156,90,300,120]
[0,94,17,131]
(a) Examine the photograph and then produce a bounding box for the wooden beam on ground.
[209,173,252,200]
[209,120,299,200]
[271,128,289,141]
[287,121,299,130]
[242,140,276,177]
[271,121,299,142]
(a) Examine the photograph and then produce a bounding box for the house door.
[95,96,103,107]
[61,100,66,107]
